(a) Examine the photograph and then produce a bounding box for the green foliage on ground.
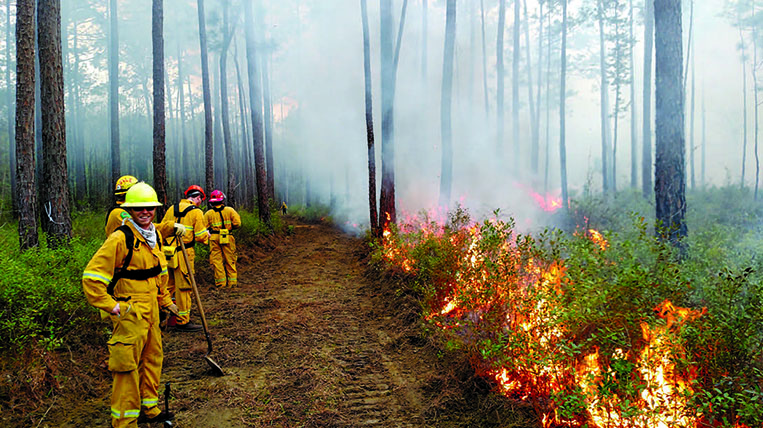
[373,185,763,427]
[0,207,280,358]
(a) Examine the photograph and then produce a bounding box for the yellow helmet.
[121,182,163,208]
[114,175,138,196]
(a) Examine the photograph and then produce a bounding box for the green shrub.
[374,187,763,426]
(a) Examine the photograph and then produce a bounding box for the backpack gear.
[107,225,163,300]
[184,185,206,201]
[122,182,163,208]
[114,175,138,196]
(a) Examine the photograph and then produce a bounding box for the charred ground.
[8,218,536,427]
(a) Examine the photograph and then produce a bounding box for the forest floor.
[14,218,537,428]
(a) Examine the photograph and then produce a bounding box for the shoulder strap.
[107,225,135,297]
[174,202,200,220]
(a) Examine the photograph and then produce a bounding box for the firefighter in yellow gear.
[82,182,178,427]
[157,185,209,332]
[204,190,241,288]
[105,175,139,236]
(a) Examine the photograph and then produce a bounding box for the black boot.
[173,322,202,332]
[137,410,174,424]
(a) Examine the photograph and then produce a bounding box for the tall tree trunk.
[38,0,71,247]
[480,0,489,115]
[642,0,653,196]
[15,0,38,249]
[654,0,687,245]
[523,0,539,174]
[360,0,378,237]
[198,0,213,193]
[629,0,637,188]
[233,33,253,210]
[379,0,396,229]
[739,11,748,189]
[7,0,16,215]
[497,0,506,158]
[439,0,456,208]
[421,0,427,80]
[244,0,269,224]
[701,80,706,187]
[212,51,224,190]
[560,0,569,211]
[177,42,190,184]
[220,0,236,206]
[256,4,274,203]
[109,0,120,185]
[152,0,167,214]
[72,16,85,202]
[544,5,551,193]
[597,0,610,194]
[512,0,520,170]
[689,40,695,189]
[754,3,761,200]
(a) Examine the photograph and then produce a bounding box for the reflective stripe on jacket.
[83,221,172,313]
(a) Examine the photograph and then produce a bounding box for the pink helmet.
[209,189,225,203]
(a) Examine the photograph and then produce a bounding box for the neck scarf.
[128,218,157,249]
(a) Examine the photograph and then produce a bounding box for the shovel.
[178,239,225,376]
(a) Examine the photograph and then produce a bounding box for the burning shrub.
[375,209,762,428]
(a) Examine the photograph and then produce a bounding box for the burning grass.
[374,207,763,427]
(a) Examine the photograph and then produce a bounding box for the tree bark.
[629,0,638,188]
[38,0,71,248]
[597,0,610,194]
[654,0,687,245]
[512,0,520,170]
[256,4,275,203]
[439,0,456,208]
[480,0,489,115]
[244,0,269,225]
[152,0,167,215]
[360,0,378,237]
[7,0,16,215]
[379,0,396,229]
[523,0,539,174]
[198,0,214,193]
[15,0,38,250]
[560,0,569,211]
[220,0,236,206]
[497,0,506,158]
[642,0,653,196]
[109,0,120,186]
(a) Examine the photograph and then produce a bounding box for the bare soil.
[13,218,537,427]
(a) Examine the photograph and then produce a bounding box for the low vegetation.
[373,185,763,427]
[0,206,284,415]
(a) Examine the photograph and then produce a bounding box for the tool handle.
[178,239,213,352]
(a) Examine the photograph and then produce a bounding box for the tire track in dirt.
[37,219,534,427]
[160,221,431,427]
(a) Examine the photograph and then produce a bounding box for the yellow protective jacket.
[83,222,173,314]
[158,199,208,247]
[105,206,131,237]
[204,205,242,239]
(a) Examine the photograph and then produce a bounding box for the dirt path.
[37,219,532,427]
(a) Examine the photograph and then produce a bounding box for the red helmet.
[184,185,206,201]
[209,190,225,203]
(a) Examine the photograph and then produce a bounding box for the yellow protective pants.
[210,236,237,288]
[108,297,163,428]
[167,247,195,325]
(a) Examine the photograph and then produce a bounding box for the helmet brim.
[122,201,163,208]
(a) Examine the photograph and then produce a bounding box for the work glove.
[165,303,179,317]
[173,223,187,237]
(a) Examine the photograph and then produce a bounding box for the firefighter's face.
[129,207,156,228]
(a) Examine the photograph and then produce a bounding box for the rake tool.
[179,239,225,376]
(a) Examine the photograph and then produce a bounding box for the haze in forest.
[0,0,750,232]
